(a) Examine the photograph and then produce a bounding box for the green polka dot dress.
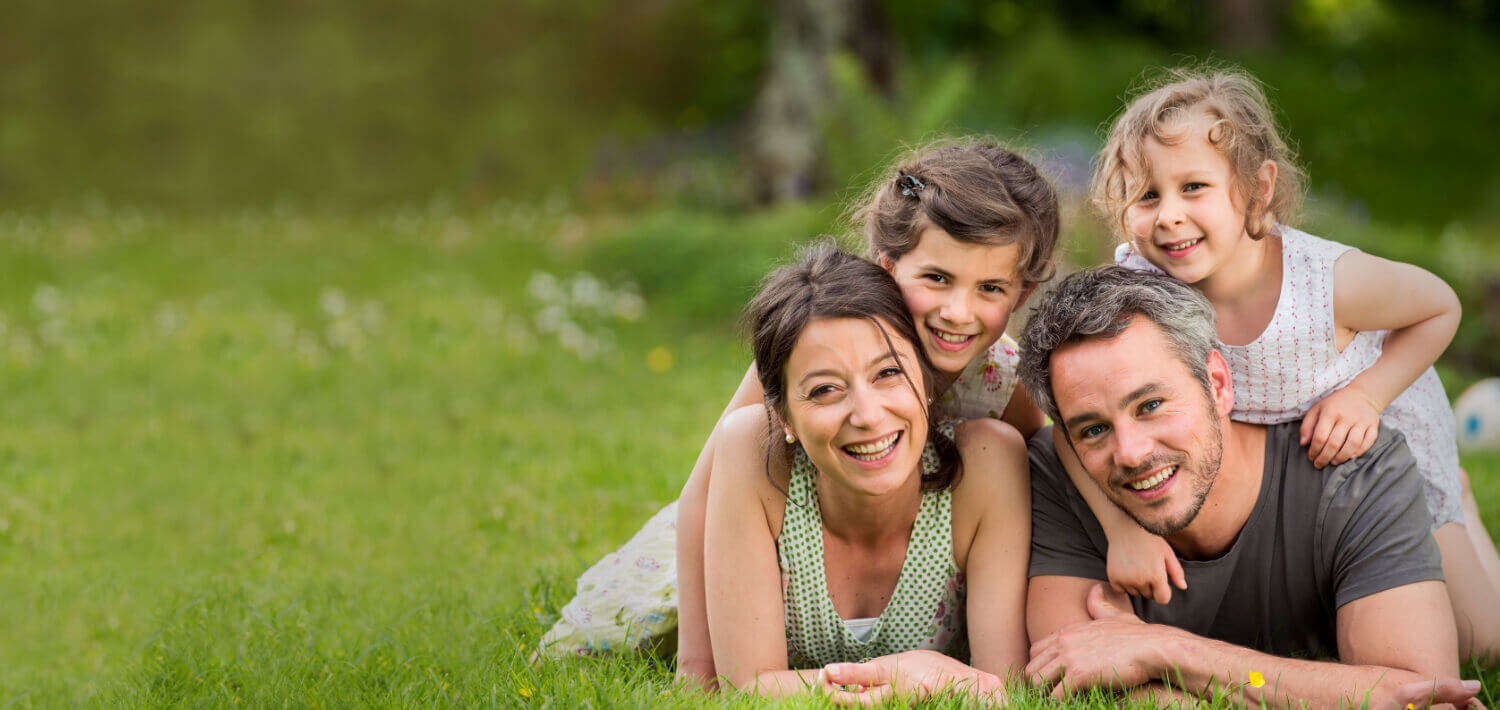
[777,428,967,668]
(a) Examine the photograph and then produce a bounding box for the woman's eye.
[809,384,837,399]
[876,366,903,379]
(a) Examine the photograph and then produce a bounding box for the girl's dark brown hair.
[747,239,961,491]
[851,138,1060,285]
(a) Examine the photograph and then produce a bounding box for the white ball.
[1454,377,1500,452]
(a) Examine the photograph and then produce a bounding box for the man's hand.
[1026,583,1177,698]
[817,650,996,706]
[1300,384,1382,468]
[1370,678,1485,710]
[1106,526,1187,605]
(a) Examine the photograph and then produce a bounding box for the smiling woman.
[700,241,1032,700]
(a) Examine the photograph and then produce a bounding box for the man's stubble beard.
[1109,399,1224,538]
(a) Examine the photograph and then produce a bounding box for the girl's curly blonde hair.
[1092,66,1307,242]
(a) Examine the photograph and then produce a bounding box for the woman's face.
[882,227,1030,381]
[781,317,928,499]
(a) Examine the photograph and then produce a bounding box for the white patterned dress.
[1117,227,1463,527]
[536,336,1020,659]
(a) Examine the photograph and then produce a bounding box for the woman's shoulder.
[714,405,792,504]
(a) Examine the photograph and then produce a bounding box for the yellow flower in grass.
[518,686,535,698]
[1248,671,1265,689]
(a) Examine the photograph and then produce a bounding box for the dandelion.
[518,686,535,698]
[646,346,674,373]
[1248,671,1265,688]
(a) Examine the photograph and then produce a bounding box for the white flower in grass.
[534,305,567,334]
[155,303,183,337]
[570,273,604,310]
[613,292,645,321]
[320,288,348,318]
[32,284,63,315]
[528,272,563,304]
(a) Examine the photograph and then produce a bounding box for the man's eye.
[1141,399,1162,413]
[1080,424,1108,440]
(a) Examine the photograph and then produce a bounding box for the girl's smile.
[1125,114,1273,289]
[882,227,1030,381]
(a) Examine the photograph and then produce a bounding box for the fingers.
[827,684,893,706]
[1328,423,1370,466]
[1086,583,1127,619]
[1150,577,1171,606]
[1312,417,1352,468]
[820,662,888,689]
[1300,406,1320,446]
[1388,678,1482,709]
[1166,554,1188,592]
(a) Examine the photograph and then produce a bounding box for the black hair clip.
[897,174,926,197]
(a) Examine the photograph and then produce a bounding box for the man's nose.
[1112,419,1153,469]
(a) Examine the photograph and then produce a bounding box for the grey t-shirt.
[1029,422,1443,658]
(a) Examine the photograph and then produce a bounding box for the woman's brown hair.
[747,240,961,492]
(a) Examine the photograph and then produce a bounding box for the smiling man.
[1011,266,1476,707]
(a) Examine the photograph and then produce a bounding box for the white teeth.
[1127,465,1176,491]
[933,330,973,344]
[844,432,900,459]
[1163,238,1202,251]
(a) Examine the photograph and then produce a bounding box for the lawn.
[0,205,1495,708]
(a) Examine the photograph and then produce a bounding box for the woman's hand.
[1300,384,1382,469]
[818,650,1002,705]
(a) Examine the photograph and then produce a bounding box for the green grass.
[0,206,1494,707]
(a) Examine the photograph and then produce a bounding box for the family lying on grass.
[538,65,1500,706]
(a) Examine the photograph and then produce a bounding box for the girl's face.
[882,227,1030,381]
[781,317,928,499]
[1124,119,1265,285]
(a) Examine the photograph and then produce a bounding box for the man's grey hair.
[1018,265,1219,427]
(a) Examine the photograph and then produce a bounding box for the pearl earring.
[785,433,796,444]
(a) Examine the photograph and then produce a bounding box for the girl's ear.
[1015,283,1039,311]
[878,253,897,273]
[1256,159,1278,207]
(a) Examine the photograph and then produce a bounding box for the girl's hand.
[1300,385,1382,469]
[1106,525,1186,605]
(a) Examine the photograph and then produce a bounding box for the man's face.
[1050,316,1227,537]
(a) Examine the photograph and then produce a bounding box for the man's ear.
[1206,349,1235,417]
[878,253,896,273]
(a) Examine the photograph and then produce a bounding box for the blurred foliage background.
[4,1,1500,704]
[2,0,1496,219]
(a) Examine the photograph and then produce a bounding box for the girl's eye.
[979,283,1005,295]
[1183,182,1207,193]
[1139,190,1159,202]
[923,273,948,285]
